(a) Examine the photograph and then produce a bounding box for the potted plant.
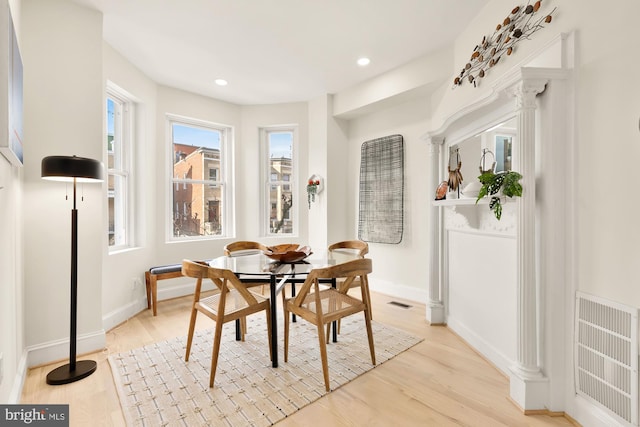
[307,178,320,209]
[475,170,523,220]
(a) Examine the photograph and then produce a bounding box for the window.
[106,86,133,249]
[168,115,232,239]
[261,126,297,235]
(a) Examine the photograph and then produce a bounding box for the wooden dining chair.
[223,240,269,257]
[327,240,369,257]
[283,258,375,391]
[224,240,270,295]
[182,259,272,388]
[328,240,372,331]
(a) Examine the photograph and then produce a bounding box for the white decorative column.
[426,136,445,324]
[508,77,549,410]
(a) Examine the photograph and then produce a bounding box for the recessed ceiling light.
[357,57,370,67]
[215,79,228,86]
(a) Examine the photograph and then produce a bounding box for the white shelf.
[433,197,488,206]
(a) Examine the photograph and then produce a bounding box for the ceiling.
[72,0,489,105]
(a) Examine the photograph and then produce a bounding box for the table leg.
[235,319,241,341]
[332,278,337,343]
[270,274,278,368]
[291,282,296,322]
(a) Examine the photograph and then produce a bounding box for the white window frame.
[166,113,234,241]
[106,83,134,251]
[260,125,298,237]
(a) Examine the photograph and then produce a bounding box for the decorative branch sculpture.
[453,1,556,88]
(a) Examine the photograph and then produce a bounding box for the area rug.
[109,316,422,426]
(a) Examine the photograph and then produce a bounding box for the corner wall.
[0,153,23,403]
[346,96,432,302]
[101,43,158,330]
[22,0,105,366]
[0,0,25,404]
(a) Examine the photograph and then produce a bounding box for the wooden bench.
[145,264,183,316]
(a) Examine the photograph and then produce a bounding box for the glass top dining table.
[207,249,362,368]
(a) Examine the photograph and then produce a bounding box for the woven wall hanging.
[358,134,404,244]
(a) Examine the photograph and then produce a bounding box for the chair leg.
[209,320,224,388]
[364,286,373,321]
[316,322,330,392]
[283,305,290,363]
[185,308,198,362]
[265,308,273,362]
[240,317,246,341]
[151,275,158,316]
[358,276,373,321]
[364,311,376,366]
[144,271,151,310]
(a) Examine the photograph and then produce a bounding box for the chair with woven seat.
[182,259,272,388]
[224,240,270,295]
[328,240,372,332]
[283,258,375,391]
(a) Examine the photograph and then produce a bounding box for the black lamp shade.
[42,155,103,183]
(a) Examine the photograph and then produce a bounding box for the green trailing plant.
[475,170,523,220]
[306,179,320,209]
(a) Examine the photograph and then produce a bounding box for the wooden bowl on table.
[264,244,312,263]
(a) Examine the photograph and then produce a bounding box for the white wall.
[307,94,351,251]
[22,0,105,366]
[0,0,23,404]
[325,98,350,247]
[0,158,22,403]
[101,43,158,330]
[347,96,431,302]
[447,230,517,373]
[307,95,329,250]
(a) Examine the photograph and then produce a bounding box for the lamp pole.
[69,177,78,371]
[46,176,97,385]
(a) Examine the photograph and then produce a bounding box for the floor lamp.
[41,155,104,385]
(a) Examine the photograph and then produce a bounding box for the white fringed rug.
[109,315,422,426]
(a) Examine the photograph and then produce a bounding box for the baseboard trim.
[446,316,512,377]
[7,350,28,404]
[26,329,106,368]
[103,298,148,332]
[508,397,579,426]
[368,277,427,304]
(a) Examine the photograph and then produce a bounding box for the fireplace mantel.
[422,64,571,411]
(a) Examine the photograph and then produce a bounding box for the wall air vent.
[575,291,638,426]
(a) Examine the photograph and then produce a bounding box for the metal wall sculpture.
[453,0,556,88]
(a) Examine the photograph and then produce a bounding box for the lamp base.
[46,360,97,385]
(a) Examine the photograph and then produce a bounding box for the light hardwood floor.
[21,290,576,426]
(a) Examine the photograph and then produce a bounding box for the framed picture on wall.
[0,2,23,166]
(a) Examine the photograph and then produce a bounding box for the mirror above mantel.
[449,116,517,200]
